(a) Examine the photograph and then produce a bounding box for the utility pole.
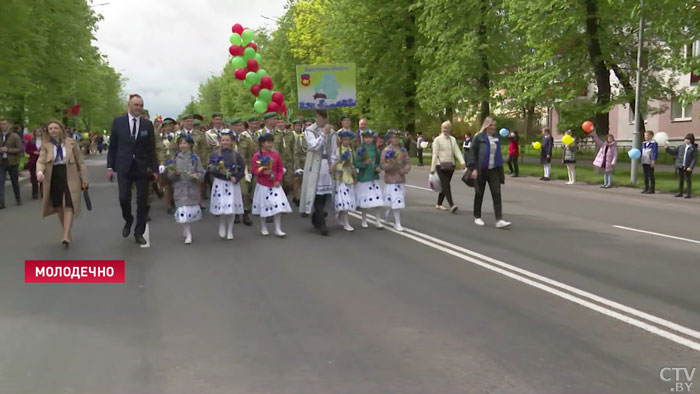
[631,0,644,184]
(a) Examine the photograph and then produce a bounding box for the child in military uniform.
[273,115,296,198]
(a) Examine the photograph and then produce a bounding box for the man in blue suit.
[107,94,158,245]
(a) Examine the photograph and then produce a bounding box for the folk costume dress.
[354,143,384,209]
[333,145,357,213]
[208,148,245,216]
[252,150,293,218]
[167,150,205,223]
[380,146,411,210]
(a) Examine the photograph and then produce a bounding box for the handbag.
[438,136,456,171]
[83,189,92,211]
[428,172,441,193]
[461,168,475,188]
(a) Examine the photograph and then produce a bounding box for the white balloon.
[420,141,429,149]
[653,131,669,145]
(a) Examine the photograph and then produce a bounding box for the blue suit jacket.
[107,114,158,175]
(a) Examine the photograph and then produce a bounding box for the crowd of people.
[2,94,696,246]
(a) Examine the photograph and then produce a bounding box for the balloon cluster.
[228,24,287,115]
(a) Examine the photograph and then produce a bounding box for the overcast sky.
[93,0,287,118]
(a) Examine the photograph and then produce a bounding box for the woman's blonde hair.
[44,120,65,142]
[478,116,495,135]
[441,120,452,131]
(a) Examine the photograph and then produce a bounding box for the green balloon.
[259,88,272,103]
[242,29,255,45]
[243,79,252,89]
[83,133,89,139]
[254,100,267,114]
[257,69,268,78]
[246,71,261,85]
[243,47,256,61]
[229,33,243,45]
[231,56,246,69]
[254,53,263,64]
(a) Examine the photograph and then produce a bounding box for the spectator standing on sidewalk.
[507,131,519,177]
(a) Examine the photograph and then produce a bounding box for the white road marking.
[349,212,700,352]
[405,184,434,192]
[613,225,700,245]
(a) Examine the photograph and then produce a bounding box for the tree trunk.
[525,104,536,138]
[610,62,646,134]
[584,0,610,136]
[404,9,417,134]
[477,0,490,125]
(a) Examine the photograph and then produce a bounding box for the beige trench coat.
[37,138,89,217]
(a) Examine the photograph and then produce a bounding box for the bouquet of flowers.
[356,145,369,161]
[256,155,275,181]
[164,159,178,175]
[340,150,352,164]
[384,149,396,160]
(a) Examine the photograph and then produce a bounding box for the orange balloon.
[582,120,594,133]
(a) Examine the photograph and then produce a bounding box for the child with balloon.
[561,130,577,185]
[641,130,658,194]
[592,132,618,188]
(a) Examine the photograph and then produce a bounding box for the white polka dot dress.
[210,177,244,216]
[174,205,202,223]
[334,182,356,212]
[383,183,406,210]
[252,184,293,218]
[356,180,385,209]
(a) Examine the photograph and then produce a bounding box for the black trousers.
[436,167,455,207]
[312,194,329,229]
[642,164,655,191]
[0,159,20,205]
[507,155,519,175]
[474,168,503,220]
[678,168,692,196]
[117,164,150,236]
[417,149,423,166]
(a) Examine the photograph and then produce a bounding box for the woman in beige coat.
[36,120,89,248]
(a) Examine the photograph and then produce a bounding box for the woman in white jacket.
[430,121,466,213]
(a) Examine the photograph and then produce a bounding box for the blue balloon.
[499,128,509,137]
[628,148,641,160]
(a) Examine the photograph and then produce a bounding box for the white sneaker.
[436,204,447,210]
[184,234,192,244]
[226,232,234,240]
[343,224,355,232]
[394,223,404,232]
[361,221,369,228]
[474,218,485,226]
[274,230,286,238]
[376,220,384,229]
[261,227,269,236]
[219,224,226,239]
[495,220,511,229]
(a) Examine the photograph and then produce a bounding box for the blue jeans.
[603,171,613,187]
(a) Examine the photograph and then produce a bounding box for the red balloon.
[232,24,244,35]
[250,84,261,97]
[582,120,594,133]
[267,102,281,114]
[281,102,288,116]
[229,45,244,56]
[271,92,284,105]
[234,68,247,81]
[247,59,259,72]
[260,76,274,90]
[246,42,258,52]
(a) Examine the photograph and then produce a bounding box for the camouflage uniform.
[274,128,296,195]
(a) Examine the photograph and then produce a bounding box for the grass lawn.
[409,156,695,194]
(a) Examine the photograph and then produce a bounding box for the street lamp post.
[631,0,645,184]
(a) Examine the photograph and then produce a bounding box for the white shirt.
[488,136,498,169]
[128,113,140,139]
[1,132,7,159]
[36,139,42,150]
[683,143,691,167]
[53,144,67,165]
[183,128,194,135]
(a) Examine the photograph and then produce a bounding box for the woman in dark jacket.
[25,127,43,199]
[468,116,511,229]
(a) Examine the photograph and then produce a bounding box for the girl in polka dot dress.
[252,133,292,237]
[332,131,357,232]
[354,130,385,229]
[167,134,205,244]
[207,131,245,240]
[380,130,411,231]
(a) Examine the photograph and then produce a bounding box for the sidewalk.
[519,155,676,173]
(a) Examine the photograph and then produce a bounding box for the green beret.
[291,119,303,125]
[228,117,242,124]
[263,112,277,120]
[182,114,194,120]
[142,109,150,115]
[162,118,176,125]
[340,114,350,121]
[193,119,201,126]
[247,116,259,122]
[304,117,315,123]
[211,113,223,119]
[192,114,204,121]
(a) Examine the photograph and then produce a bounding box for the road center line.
[405,184,434,192]
[348,212,700,351]
[613,225,700,245]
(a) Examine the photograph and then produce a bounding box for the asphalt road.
[0,157,698,394]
